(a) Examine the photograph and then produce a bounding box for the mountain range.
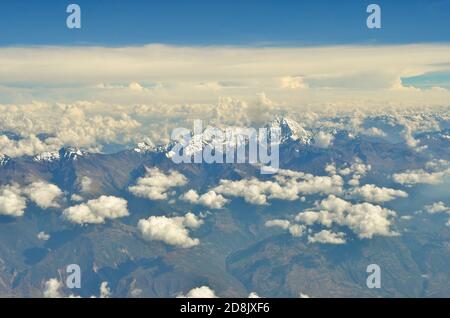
[0,117,449,298]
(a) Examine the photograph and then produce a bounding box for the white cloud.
[70,194,84,202]
[280,76,309,90]
[131,288,143,297]
[0,103,141,157]
[213,169,343,205]
[0,182,64,217]
[37,231,50,241]
[42,279,113,299]
[288,224,305,237]
[181,189,228,209]
[350,184,408,203]
[295,195,398,239]
[313,131,334,148]
[80,176,93,193]
[393,160,450,186]
[2,44,450,108]
[393,168,450,185]
[129,167,187,200]
[337,160,371,186]
[0,185,26,217]
[0,134,52,158]
[63,195,129,225]
[364,127,387,137]
[177,286,217,298]
[128,82,145,92]
[23,181,63,209]
[299,293,311,298]
[424,201,450,214]
[265,219,291,230]
[138,212,203,248]
[43,278,63,298]
[248,292,261,298]
[1,99,449,160]
[100,282,111,298]
[264,219,305,237]
[308,230,346,244]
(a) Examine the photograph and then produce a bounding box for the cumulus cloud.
[295,195,398,239]
[177,286,217,298]
[0,185,26,217]
[424,201,450,214]
[313,131,334,148]
[307,230,347,244]
[349,184,408,203]
[138,213,203,248]
[363,127,387,137]
[37,231,50,241]
[43,278,94,298]
[288,224,306,237]
[80,176,93,193]
[401,124,424,150]
[213,169,343,205]
[1,98,449,160]
[181,190,228,209]
[0,181,64,217]
[0,103,141,157]
[43,278,63,298]
[265,219,291,230]
[393,164,450,186]
[264,219,305,237]
[299,293,311,298]
[23,181,63,209]
[280,76,309,90]
[248,292,261,298]
[100,282,111,298]
[129,167,187,200]
[70,194,84,202]
[337,160,371,186]
[63,195,129,225]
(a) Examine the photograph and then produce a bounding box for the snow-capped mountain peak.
[133,141,154,153]
[0,154,10,166]
[60,147,86,160]
[165,117,312,158]
[267,116,312,144]
[33,151,60,163]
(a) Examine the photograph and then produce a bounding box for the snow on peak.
[34,151,60,163]
[60,147,86,160]
[267,116,312,144]
[166,117,312,158]
[167,126,251,158]
[0,154,10,166]
[133,140,154,153]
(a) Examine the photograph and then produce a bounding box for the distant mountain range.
[0,117,449,298]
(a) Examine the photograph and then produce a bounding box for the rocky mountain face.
[0,117,449,297]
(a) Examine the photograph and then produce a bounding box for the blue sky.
[1,0,449,46]
[0,0,449,106]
